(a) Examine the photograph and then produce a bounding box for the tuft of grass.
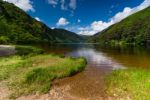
[105,68,150,100]
[0,53,86,99]
[0,56,26,81]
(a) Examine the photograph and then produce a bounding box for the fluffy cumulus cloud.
[3,0,34,12]
[57,17,70,26]
[78,0,150,35]
[48,0,77,10]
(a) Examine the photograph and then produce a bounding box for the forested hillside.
[0,0,82,44]
[91,7,150,46]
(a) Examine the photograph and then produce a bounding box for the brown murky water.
[37,44,150,99]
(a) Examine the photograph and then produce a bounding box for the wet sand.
[17,65,111,100]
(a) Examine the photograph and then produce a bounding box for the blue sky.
[30,0,142,25]
[3,0,150,35]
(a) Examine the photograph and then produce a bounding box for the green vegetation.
[105,68,150,100]
[0,0,83,44]
[91,7,150,46]
[0,46,86,98]
[15,45,44,56]
[0,56,24,81]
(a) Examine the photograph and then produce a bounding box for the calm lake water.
[39,44,150,98]
[42,44,150,69]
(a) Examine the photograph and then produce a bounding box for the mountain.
[91,7,150,46]
[0,0,82,44]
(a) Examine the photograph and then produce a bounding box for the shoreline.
[0,45,86,99]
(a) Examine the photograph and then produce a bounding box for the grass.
[0,46,87,99]
[105,68,150,100]
[0,56,25,81]
[0,45,44,80]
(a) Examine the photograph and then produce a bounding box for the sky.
[3,0,150,35]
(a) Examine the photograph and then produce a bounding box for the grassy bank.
[0,45,86,99]
[105,68,150,100]
[15,45,44,56]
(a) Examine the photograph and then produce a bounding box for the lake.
[38,44,150,99]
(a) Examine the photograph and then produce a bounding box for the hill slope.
[91,7,150,46]
[0,0,82,44]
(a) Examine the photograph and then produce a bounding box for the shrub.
[0,36,10,44]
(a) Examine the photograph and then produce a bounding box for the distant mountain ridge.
[91,6,150,46]
[0,0,82,44]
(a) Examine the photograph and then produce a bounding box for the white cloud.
[57,17,69,26]
[78,0,150,35]
[35,17,41,21]
[77,21,113,35]
[48,0,58,7]
[78,26,95,35]
[91,21,113,32]
[47,0,77,11]
[3,0,34,12]
[69,0,77,10]
[48,0,67,10]
[78,30,95,36]
[78,26,90,31]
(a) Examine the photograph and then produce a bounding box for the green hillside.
[91,7,150,46]
[0,0,82,44]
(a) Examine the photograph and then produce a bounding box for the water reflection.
[66,47,125,70]
[43,43,150,70]
[96,45,150,69]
